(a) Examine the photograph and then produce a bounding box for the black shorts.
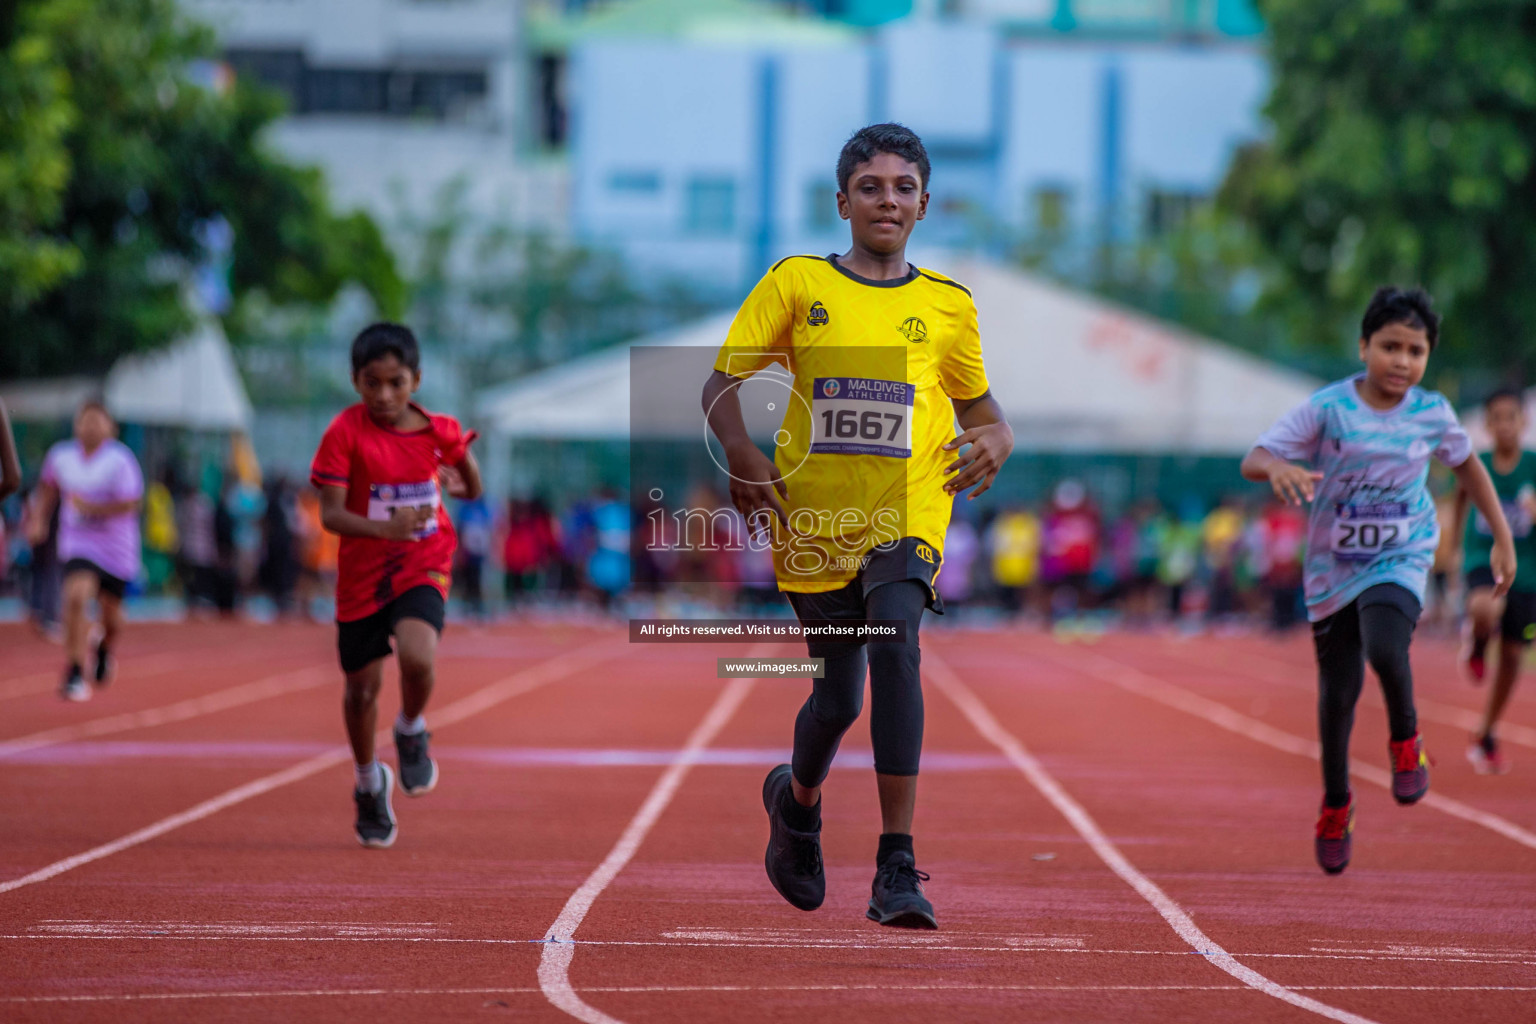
[62,558,128,600]
[1466,566,1536,643]
[336,585,446,674]
[786,536,942,652]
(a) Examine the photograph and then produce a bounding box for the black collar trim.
[826,254,919,288]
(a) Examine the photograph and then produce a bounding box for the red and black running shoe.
[1459,624,1488,685]
[1390,733,1430,804]
[1314,798,1354,875]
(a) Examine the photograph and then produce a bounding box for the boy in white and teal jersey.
[1452,388,1536,774]
[1243,286,1516,875]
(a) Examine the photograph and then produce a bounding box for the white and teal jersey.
[1253,374,1473,621]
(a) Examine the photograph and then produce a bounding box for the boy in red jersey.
[311,323,482,847]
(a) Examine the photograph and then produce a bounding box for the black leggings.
[1312,584,1421,807]
[791,580,927,786]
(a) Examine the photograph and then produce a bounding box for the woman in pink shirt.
[29,400,143,702]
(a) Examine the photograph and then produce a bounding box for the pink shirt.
[42,439,144,582]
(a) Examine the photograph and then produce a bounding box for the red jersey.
[310,403,476,622]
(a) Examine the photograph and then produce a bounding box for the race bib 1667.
[810,377,913,458]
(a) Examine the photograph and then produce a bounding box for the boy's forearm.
[78,498,140,518]
[1449,484,1471,549]
[1458,459,1514,545]
[0,401,20,499]
[1240,447,1279,481]
[456,453,484,501]
[702,371,755,458]
[32,482,59,520]
[955,393,1007,431]
[321,507,389,539]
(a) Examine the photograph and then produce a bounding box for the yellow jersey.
[714,254,991,593]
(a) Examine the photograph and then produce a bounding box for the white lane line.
[11,932,1535,967]
[925,652,1384,1024]
[538,675,757,1024]
[1220,645,1536,751]
[0,673,58,701]
[0,649,261,702]
[8,984,1536,1005]
[0,645,621,896]
[1072,651,1536,852]
[0,668,332,757]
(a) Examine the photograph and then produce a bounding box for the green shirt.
[1464,450,1536,591]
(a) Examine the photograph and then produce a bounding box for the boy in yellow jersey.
[702,124,1014,929]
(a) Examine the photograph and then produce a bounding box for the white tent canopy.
[0,377,99,423]
[103,320,253,431]
[477,313,735,441]
[476,261,1321,455]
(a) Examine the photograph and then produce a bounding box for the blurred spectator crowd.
[0,472,1471,634]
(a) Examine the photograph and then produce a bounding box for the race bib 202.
[1331,502,1409,562]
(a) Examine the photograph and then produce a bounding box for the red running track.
[1,619,1534,1023]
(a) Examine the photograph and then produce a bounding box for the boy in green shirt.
[1454,388,1536,773]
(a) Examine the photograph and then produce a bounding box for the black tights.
[1312,584,1421,807]
[792,580,927,787]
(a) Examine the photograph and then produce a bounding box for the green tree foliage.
[0,0,78,313]
[0,0,403,378]
[1224,0,1536,386]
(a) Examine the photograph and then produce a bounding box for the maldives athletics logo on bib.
[821,378,841,398]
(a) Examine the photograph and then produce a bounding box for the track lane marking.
[1069,651,1536,852]
[0,668,333,756]
[0,673,59,701]
[0,644,623,896]
[1153,642,1536,751]
[926,651,1384,1024]
[8,983,1535,1006]
[0,648,301,701]
[538,672,758,1024]
[6,931,1536,966]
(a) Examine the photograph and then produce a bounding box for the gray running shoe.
[867,851,937,929]
[354,763,398,848]
[394,728,439,796]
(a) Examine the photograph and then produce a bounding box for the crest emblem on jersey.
[898,317,928,344]
[915,543,936,564]
[821,378,841,398]
[808,301,829,326]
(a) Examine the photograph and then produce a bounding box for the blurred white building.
[188,0,1269,294]
[186,0,566,232]
[556,0,1268,289]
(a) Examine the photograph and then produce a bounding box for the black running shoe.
[93,640,114,688]
[59,666,90,703]
[394,728,438,796]
[761,764,824,911]
[867,851,937,929]
[354,763,397,848]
